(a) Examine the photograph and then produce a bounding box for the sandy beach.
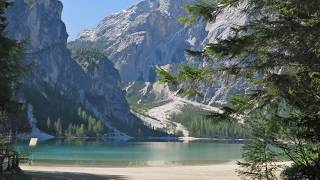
[21,163,240,180]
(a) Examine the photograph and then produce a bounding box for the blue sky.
[60,0,142,41]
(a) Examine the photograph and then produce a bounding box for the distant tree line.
[170,105,250,139]
[46,107,106,138]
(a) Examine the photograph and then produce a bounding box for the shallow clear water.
[15,139,243,167]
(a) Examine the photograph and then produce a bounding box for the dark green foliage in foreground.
[0,173,32,180]
[170,105,250,139]
[0,0,25,134]
[0,1,28,174]
[0,0,23,114]
[158,0,320,179]
[0,107,29,135]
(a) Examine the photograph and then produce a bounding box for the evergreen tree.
[158,0,320,179]
[0,1,24,172]
[0,110,9,134]
[77,107,82,117]
[81,111,87,120]
[46,117,51,129]
[0,0,23,115]
[54,118,62,136]
[78,124,86,137]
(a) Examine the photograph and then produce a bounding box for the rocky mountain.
[69,0,201,83]
[5,0,164,139]
[69,0,251,104]
[69,0,251,135]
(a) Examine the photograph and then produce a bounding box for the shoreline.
[16,136,248,142]
[21,162,241,180]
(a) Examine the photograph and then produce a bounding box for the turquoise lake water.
[15,139,243,167]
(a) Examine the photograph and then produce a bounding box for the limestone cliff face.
[189,1,251,106]
[70,0,250,106]
[6,0,159,137]
[69,0,203,83]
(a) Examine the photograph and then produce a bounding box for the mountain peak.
[76,29,96,41]
[70,0,250,107]
[76,0,187,41]
[70,0,190,83]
